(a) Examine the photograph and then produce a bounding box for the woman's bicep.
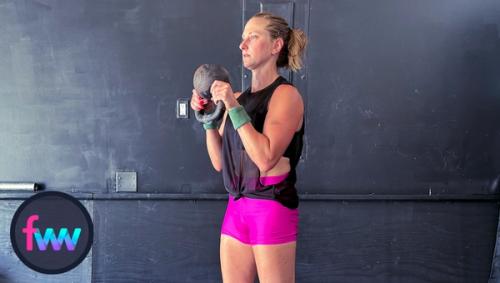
[262,86,304,160]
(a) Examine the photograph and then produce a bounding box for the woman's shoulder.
[266,84,303,117]
[273,83,302,102]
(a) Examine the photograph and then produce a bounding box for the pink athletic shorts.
[221,194,299,245]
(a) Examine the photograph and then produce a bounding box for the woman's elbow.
[256,159,275,172]
[212,161,222,172]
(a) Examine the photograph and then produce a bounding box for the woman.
[191,12,307,283]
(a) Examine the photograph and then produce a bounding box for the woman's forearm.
[205,129,223,171]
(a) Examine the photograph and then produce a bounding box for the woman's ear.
[272,37,284,55]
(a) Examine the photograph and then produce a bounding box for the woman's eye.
[244,35,257,40]
[241,34,258,44]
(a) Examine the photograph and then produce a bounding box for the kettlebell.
[193,64,231,124]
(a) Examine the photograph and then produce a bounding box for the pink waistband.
[259,172,289,186]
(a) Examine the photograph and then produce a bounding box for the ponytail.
[287,28,308,72]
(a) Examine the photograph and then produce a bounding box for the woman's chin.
[242,63,254,71]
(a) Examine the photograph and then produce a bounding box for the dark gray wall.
[303,0,500,195]
[1,0,500,282]
[0,0,243,193]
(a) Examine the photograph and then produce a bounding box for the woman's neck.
[250,64,279,93]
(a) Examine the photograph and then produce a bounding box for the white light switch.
[180,103,186,116]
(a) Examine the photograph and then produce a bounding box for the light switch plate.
[115,171,137,192]
[177,98,189,119]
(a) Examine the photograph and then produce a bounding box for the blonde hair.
[252,12,308,72]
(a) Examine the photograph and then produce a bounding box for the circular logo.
[10,191,94,274]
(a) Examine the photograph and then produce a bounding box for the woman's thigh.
[253,241,297,283]
[220,234,257,283]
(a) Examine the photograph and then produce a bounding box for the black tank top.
[221,76,304,209]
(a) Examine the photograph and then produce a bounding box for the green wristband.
[203,121,217,130]
[228,105,251,130]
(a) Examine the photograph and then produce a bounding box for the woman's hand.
[210,80,240,110]
[190,89,208,111]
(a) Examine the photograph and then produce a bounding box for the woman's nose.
[239,38,247,51]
